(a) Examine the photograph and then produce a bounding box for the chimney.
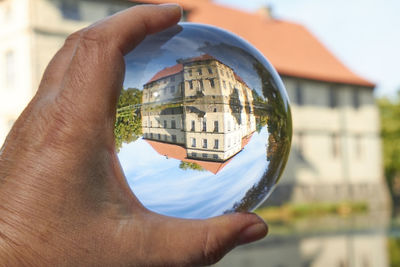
[257,5,274,20]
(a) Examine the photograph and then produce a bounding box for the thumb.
[148,212,268,266]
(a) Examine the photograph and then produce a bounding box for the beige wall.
[283,76,383,188]
[0,0,32,142]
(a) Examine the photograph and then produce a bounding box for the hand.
[0,4,268,266]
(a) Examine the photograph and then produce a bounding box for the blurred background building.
[0,0,390,210]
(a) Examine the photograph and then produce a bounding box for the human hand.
[0,4,268,266]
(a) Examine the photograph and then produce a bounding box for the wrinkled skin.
[0,4,267,266]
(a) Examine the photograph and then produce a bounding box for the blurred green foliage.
[378,97,400,207]
[179,161,205,171]
[114,88,142,152]
[389,238,400,267]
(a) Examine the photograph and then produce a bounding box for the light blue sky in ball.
[215,0,400,98]
[118,127,270,219]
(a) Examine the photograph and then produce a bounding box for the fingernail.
[160,3,181,10]
[160,3,182,17]
[237,221,268,246]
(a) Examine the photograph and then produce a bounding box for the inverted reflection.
[141,54,256,173]
[117,23,292,219]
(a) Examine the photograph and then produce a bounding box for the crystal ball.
[117,23,292,219]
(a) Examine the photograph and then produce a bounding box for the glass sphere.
[117,23,292,219]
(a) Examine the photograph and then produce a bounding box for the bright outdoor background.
[1,0,400,266]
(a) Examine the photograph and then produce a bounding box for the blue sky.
[214,0,400,98]
[119,127,270,219]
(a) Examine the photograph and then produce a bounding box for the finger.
[34,38,81,98]
[54,4,181,121]
[137,212,268,266]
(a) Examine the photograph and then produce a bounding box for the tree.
[378,96,400,209]
[179,161,205,172]
[114,88,143,152]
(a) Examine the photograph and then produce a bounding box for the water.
[215,212,399,267]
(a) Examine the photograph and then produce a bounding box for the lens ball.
[116,23,292,219]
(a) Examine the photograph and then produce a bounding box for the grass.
[255,201,368,223]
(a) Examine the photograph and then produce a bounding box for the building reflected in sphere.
[117,23,292,219]
[141,54,256,173]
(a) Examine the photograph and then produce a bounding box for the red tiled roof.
[146,64,183,84]
[144,133,254,174]
[133,0,375,87]
[145,139,232,174]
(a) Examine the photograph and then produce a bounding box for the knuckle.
[79,27,105,45]
[65,27,106,50]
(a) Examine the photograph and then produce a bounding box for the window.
[329,87,338,108]
[202,120,207,132]
[214,139,219,149]
[192,152,197,157]
[213,108,217,112]
[213,154,218,159]
[164,120,167,128]
[355,134,362,159]
[223,81,226,89]
[210,79,215,88]
[352,89,360,109]
[202,153,208,158]
[203,139,208,148]
[150,133,153,139]
[191,120,195,131]
[171,120,176,129]
[171,76,175,82]
[157,134,161,140]
[189,81,193,89]
[188,69,192,76]
[199,80,204,90]
[191,138,196,147]
[170,85,175,93]
[208,68,213,74]
[331,133,340,158]
[295,83,303,106]
[297,132,304,156]
[197,68,202,75]
[172,135,177,142]
[221,70,224,76]
[164,135,168,141]
[214,121,219,132]
[5,50,15,89]
[61,1,81,20]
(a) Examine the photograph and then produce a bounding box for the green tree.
[179,161,205,172]
[378,96,400,207]
[114,88,143,152]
